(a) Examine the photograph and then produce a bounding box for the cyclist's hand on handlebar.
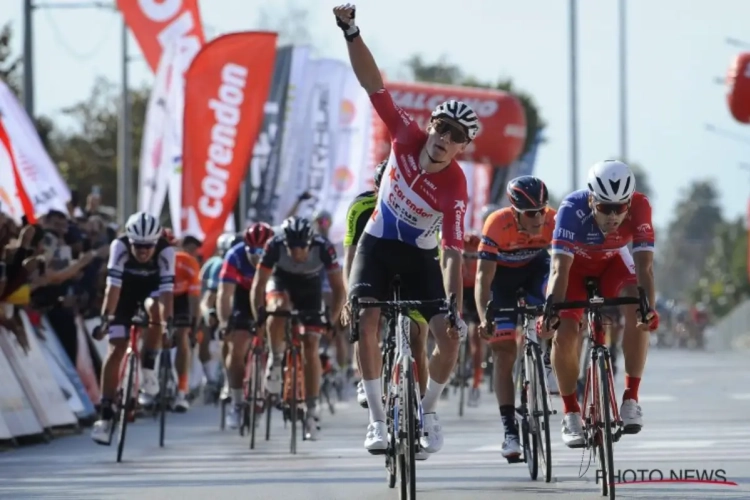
[637,308,659,332]
[536,316,555,339]
[340,301,352,327]
[447,315,468,340]
[477,321,493,340]
[542,295,560,332]
[93,316,108,340]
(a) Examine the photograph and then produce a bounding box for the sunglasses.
[132,242,155,250]
[432,120,468,143]
[594,202,629,215]
[285,241,310,250]
[518,207,547,218]
[245,246,264,257]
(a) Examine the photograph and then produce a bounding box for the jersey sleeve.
[629,194,655,253]
[105,239,128,287]
[440,170,469,251]
[188,257,201,296]
[370,89,419,142]
[219,250,241,285]
[478,211,504,261]
[343,195,375,247]
[157,245,176,293]
[259,239,281,270]
[320,239,341,271]
[550,200,580,258]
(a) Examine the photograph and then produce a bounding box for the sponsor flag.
[117,0,204,73]
[182,32,277,258]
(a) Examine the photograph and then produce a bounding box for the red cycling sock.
[561,392,580,414]
[623,375,641,403]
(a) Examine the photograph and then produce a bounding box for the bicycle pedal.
[506,455,523,464]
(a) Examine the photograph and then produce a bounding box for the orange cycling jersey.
[173,251,201,296]
[478,207,557,267]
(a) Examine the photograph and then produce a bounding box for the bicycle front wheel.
[289,352,298,455]
[158,350,170,447]
[597,352,616,499]
[457,337,467,417]
[117,353,136,463]
[531,343,553,483]
[398,359,417,500]
[249,350,262,449]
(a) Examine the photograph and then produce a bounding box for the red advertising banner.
[117,0,205,73]
[0,120,35,222]
[181,32,278,258]
[372,80,527,166]
[727,52,750,124]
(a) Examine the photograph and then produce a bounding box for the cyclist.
[542,160,658,449]
[313,209,352,394]
[199,233,236,399]
[164,230,202,412]
[217,223,274,429]
[462,231,483,407]
[334,3,471,455]
[251,216,346,441]
[91,212,175,445]
[343,160,432,421]
[475,176,556,460]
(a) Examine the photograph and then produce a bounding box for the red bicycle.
[241,323,270,450]
[551,279,649,499]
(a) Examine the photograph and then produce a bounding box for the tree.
[656,180,724,300]
[405,56,545,157]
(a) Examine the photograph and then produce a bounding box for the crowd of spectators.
[0,189,118,381]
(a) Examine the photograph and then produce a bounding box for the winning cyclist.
[334,3,471,455]
[164,229,203,412]
[199,232,236,400]
[217,223,274,429]
[91,212,175,445]
[542,160,658,448]
[251,216,346,441]
[475,176,556,460]
[343,160,433,420]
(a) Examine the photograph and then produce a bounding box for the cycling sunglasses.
[245,246,264,257]
[518,206,548,218]
[285,240,310,250]
[594,202,629,216]
[132,242,155,250]
[432,119,468,143]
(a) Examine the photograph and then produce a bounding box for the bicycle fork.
[582,347,622,446]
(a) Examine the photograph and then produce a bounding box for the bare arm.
[342,245,356,293]
[475,260,497,325]
[327,269,346,322]
[250,266,272,319]
[217,282,235,326]
[633,251,656,308]
[441,248,463,314]
[547,253,574,303]
[335,6,384,94]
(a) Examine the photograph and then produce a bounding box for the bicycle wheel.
[597,352,616,499]
[289,351,298,455]
[158,350,170,447]
[382,339,396,488]
[116,352,136,463]
[531,343,553,483]
[249,350,262,449]
[522,348,538,480]
[398,359,417,500]
[457,337,467,417]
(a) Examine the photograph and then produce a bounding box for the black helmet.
[373,159,388,190]
[281,216,313,246]
[506,176,549,211]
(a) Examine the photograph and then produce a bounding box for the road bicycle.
[155,315,191,448]
[351,279,458,500]
[240,321,269,450]
[266,308,329,455]
[487,289,557,482]
[550,279,649,499]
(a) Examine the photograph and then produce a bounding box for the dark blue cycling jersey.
[219,242,256,289]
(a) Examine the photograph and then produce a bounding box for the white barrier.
[0,331,44,439]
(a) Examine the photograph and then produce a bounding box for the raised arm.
[333,4,384,94]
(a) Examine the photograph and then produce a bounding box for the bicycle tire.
[382,331,396,488]
[457,338,466,417]
[265,392,273,441]
[116,353,136,463]
[523,348,539,480]
[398,359,417,500]
[158,350,170,448]
[289,351,298,455]
[249,350,262,449]
[597,352,616,499]
[531,343,553,483]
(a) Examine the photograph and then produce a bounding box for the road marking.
[638,394,677,402]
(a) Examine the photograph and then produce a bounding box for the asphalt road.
[1,347,749,500]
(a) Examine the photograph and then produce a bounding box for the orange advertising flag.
[181,32,278,258]
[117,0,205,73]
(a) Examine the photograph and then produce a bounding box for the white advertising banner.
[0,337,43,438]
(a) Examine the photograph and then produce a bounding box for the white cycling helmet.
[587,160,636,203]
[431,100,481,140]
[125,212,162,244]
[216,232,237,255]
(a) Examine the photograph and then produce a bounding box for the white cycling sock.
[363,378,385,422]
[231,388,243,406]
[422,378,447,413]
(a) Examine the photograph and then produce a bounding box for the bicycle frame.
[389,311,423,442]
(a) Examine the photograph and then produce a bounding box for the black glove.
[334,4,360,42]
[542,295,560,331]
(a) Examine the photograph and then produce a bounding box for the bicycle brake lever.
[446,293,457,327]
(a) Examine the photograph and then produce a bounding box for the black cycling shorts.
[348,234,444,322]
[463,287,479,323]
[230,286,253,330]
[174,293,191,319]
[492,251,550,331]
[108,286,159,339]
[266,271,326,329]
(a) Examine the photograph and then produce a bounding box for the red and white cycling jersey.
[365,89,468,251]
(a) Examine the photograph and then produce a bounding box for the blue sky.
[5,0,750,228]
